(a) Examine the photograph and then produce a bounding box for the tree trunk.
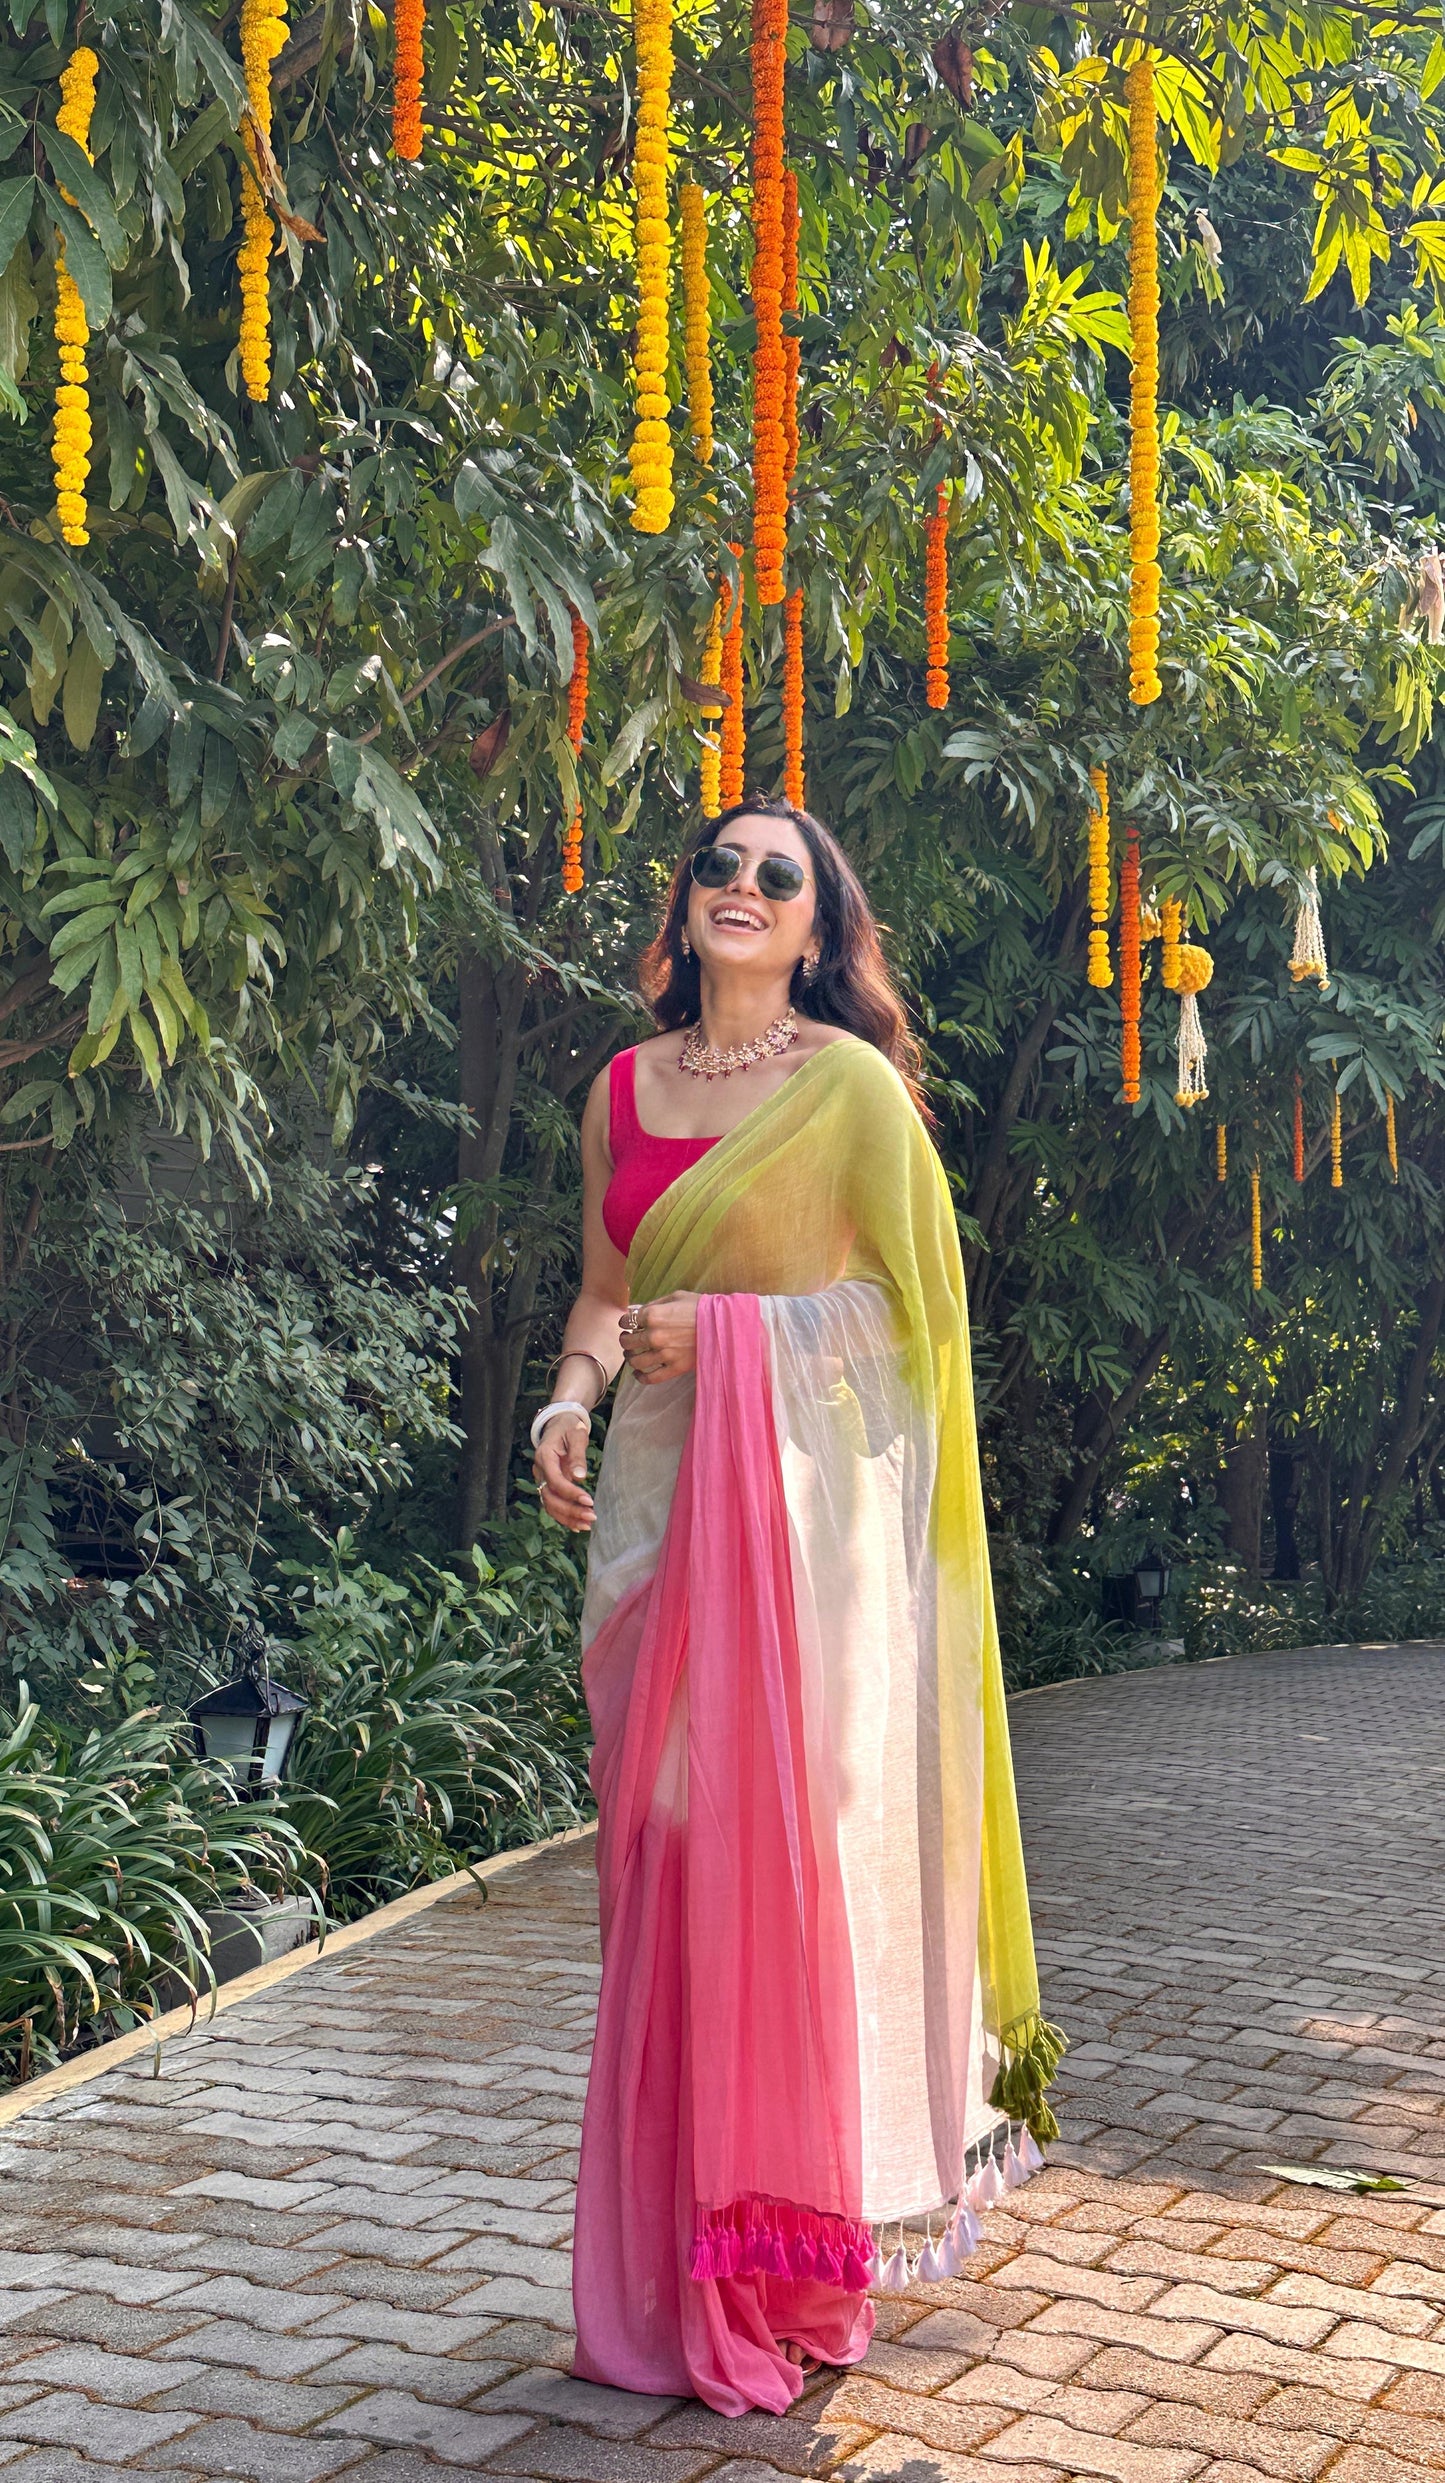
[1218,1406,1267,1571]
[453,943,526,1546]
[1048,1325,1169,1545]
[1269,1445,1302,1579]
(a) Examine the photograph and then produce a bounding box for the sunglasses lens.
[692,845,741,889]
[758,857,807,901]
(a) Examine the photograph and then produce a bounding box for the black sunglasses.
[691,844,810,903]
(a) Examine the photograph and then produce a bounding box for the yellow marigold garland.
[924,484,949,709]
[1386,1092,1399,1182]
[1126,55,1162,706]
[679,184,713,465]
[392,0,425,159]
[1331,1086,1343,1188]
[628,0,675,533]
[52,44,98,549]
[783,586,805,809]
[1216,1123,1227,1182]
[1120,825,1142,1104]
[720,550,746,805]
[1251,1164,1263,1293]
[562,611,588,894]
[238,0,288,402]
[750,0,788,602]
[1086,765,1113,988]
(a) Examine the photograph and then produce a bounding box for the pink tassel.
[842,2243,874,2289]
[689,2233,717,2282]
[816,2235,844,2285]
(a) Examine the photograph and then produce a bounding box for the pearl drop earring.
[680,930,692,959]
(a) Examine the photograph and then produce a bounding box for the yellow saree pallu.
[571,1038,1062,2416]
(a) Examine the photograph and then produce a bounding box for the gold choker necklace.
[679,1008,798,1081]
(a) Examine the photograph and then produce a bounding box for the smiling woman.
[529,800,1062,2417]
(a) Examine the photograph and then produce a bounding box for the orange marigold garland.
[1251,1164,1263,1293]
[52,44,98,548]
[628,0,675,533]
[1216,1123,1227,1182]
[1126,54,1162,706]
[1086,766,1113,987]
[720,550,746,805]
[782,168,801,497]
[392,0,424,158]
[1293,1070,1305,1183]
[1386,1092,1399,1182]
[1331,1086,1343,1188]
[783,586,805,809]
[679,184,714,465]
[562,611,588,893]
[750,0,788,603]
[698,594,724,819]
[924,484,950,709]
[1120,824,1142,1104]
[238,0,289,401]
[1159,895,1182,991]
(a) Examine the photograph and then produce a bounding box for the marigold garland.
[1160,895,1182,992]
[51,45,98,548]
[750,0,788,603]
[924,484,950,709]
[783,586,805,809]
[1251,1164,1263,1293]
[628,0,675,534]
[782,168,801,497]
[1120,824,1142,1104]
[238,0,289,402]
[562,610,588,894]
[679,185,714,466]
[720,550,746,806]
[1293,1070,1305,1183]
[1216,1123,1227,1182]
[1126,54,1162,706]
[1174,942,1211,1108]
[1331,1086,1343,1188]
[698,594,724,818]
[1086,765,1113,989]
[392,0,424,159]
[1386,1092,1399,1182]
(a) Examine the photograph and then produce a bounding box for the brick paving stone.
[0,2396,197,2458]
[482,2438,720,2481]
[476,2370,682,2435]
[974,2412,1207,2481]
[133,2419,364,2481]
[152,2326,353,2380]
[315,2390,537,2461]
[3,2346,209,2406]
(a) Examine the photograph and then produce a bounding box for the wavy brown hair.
[637,799,928,1113]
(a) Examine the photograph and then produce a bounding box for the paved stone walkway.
[4,1642,1445,2483]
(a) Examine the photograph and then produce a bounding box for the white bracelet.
[530,1399,594,1452]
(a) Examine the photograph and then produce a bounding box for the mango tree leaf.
[42,129,127,266]
[49,194,111,325]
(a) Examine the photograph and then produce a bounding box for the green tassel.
[990,2013,1068,2144]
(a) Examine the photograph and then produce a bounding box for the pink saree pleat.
[573,1294,874,2415]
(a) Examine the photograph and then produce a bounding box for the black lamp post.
[188,1624,308,1797]
[1132,1548,1173,1632]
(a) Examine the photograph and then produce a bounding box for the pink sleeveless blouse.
[603,1047,718,1259]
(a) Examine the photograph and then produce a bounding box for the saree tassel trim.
[989,2011,1069,2144]
[689,2196,876,2290]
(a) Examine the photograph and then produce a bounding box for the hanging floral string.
[1289,868,1329,987]
[782,167,801,496]
[783,587,805,808]
[1120,825,1142,1104]
[1293,1070,1305,1183]
[1386,1092,1399,1183]
[1216,1123,1227,1182]
[392,0,424,157]
[720,550,746,805]
[1126,53,1162,706]
[562,611,588,894]
[627,0,675,533]
[1086,766,1113,987]
[699,595,724,819]
[238,0,289,402]
[1331,1086,1343,1188]
[1174,943,1212,1107]
[1251,1164,1263,1293]
[750,0,788,603]
[924,484,950,710]
[51,44,99,548]
[680,183,714,465]
[1160,895,1182,992]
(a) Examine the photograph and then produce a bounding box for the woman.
[532,799,1061,2419]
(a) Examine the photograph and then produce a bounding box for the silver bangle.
[530,1399,594,1453]
[548,1348,612,1401]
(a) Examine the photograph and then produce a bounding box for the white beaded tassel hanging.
[1289,869,1329,989]
[1175,993,1208,1108]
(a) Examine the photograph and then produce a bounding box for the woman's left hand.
[619,1291,700,1383]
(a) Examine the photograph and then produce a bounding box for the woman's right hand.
[533,1412,595,1532]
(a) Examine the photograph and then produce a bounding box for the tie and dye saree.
[571,1037,1062,2417]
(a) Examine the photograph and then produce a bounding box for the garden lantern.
[1132,1549,1172,1630]
[188,1624,307,1796]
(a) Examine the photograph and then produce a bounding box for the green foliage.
[0,1689,307,2082]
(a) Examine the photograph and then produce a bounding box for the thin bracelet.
[530,1399,594,1453]
[548,1348,612,1401]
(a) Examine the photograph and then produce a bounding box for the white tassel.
[938,2208,978,2275]
[880,2242,910,2294]
[916,2232,944,2283]
[1017,2129,1046,2176]
[1288,870,1329,989]
[1175,991,1208,1108]
[1001,2135,1024,2190]
[866,2243,883,2288]
[971,2154,1003,2211]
